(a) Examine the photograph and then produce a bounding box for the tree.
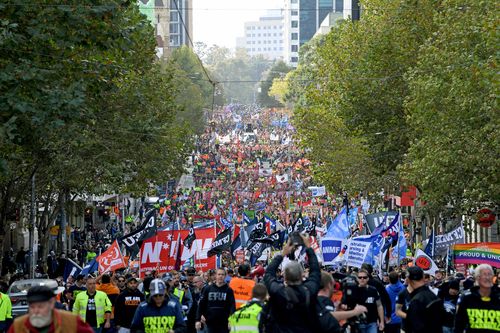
[258,61,293,107]
[0,0,193,263]
[401,0,499,213]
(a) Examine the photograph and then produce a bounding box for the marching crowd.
[0,238,498,333]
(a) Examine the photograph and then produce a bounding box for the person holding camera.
[262,233,320,333]
[316,271,368,333]
[341,269,385,333]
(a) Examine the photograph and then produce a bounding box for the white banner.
[414,249,439,276]
[345,237,372,268]
[308,186,326,197]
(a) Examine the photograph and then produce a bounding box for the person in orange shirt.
[229,263,256,309]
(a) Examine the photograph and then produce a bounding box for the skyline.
[192,0,284,49]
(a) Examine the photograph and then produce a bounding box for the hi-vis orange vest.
[229,277,256,309]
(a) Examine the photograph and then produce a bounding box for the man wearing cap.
[130,278,186,333]
[441,279,459,333]
[8,285,93,333]
[114,277,145,333]
[455,263,500,333]
[405,266,444,333]
[73,276,112,333]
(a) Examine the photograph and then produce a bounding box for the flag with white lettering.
[247,241,269,266]
[248,219,266,242]
[183,224,196,249]
[207,228,232,257]
[120,209,157,257]
[97,240,126,274]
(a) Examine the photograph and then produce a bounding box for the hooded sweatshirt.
[386,281,405,324]
[197,283,235,328]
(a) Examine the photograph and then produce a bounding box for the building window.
[170,23,179,33]
[170,35,179,45]
[291,0,298,3]
[257,41,261,44]
[291,21,298,28]
[170,11,178,22]
[258,48,261,51]
[291,45,298,52]
[252,48,255,51]
[291,10,298,16]
[291,33,298,40]
[291,56,298,62]
[274,47,277,50]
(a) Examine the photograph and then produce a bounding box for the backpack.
[259,285,311,333]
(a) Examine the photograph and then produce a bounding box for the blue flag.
[392,216,407,260]
[63,259,82,282]
[381,212,400,253]
[348,207,358,226]
[221,218,233,230]
[371,211,389,236]
[80,258,98,277]
[424,229,435,258]
[325,208,350,239]
[264,215,277,230]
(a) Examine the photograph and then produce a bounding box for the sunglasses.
[152,294,165,298]
[358,276,369,279]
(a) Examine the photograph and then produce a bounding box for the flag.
[97,240,126,274]
[424,229,435,258]
[120,209,157,257]
[381,212,400,253]
[393,216,407,260]
[371,211,388,236]
[255,202,266,211]
[293,213,305,232]
[248,219,266,241]
[80,258,98,277]
[304,217,317,237]
[247,241,269,266]
[325,208,350,240]
[183,224,196,249]
[264,214,277,230]
[231,234,242,255]
[243,210,256,223]
[63,258,82,282]
[221,218,233,230]
[309,186,326,197]
[414,249,439,276]
[208,228,232,257]
[174,233,183,271]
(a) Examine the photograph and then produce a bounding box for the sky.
[193,0,284,49]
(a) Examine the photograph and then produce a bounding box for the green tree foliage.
[401,0,499,212]
[258,61,293,107]
[167,46,215,134]
[0,0,193,253]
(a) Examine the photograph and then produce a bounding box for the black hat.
[186,267,196,276]
[27,286,56,303]
[126,277,138,284]
[407,266,424,281]
[449,279,460,290]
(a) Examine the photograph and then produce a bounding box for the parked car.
[8,279,62,317]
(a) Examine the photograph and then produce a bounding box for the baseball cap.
[449,279,460,290]
[407,266,424,281]
[126,277,138,284]
[149,279,166,296]
[27,286,56,303]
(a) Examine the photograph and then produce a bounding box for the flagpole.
[397,210,401,269]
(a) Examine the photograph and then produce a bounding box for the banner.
[207,228,232,257]
[97,240,126,274]
[325,208,350,240]
[183,224,196,249]
[365,211,398,234]
[120,209,157,256]
[321,238,344,265]
[344,236,372,268]
[434,225,465,253]
[308,186,326,197]
[453,242,500,267]
[414,249,439,276]
[139,228,217,278]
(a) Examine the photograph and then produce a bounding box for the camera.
[289,231,304,247]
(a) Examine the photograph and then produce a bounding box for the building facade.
[236,17,285,61]
[137,0,193,59]
[283,0,337,67]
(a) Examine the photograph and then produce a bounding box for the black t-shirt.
[316,296,341,333]
[356,285,380,323]
[396,288,411,331]
[86,293,97,327]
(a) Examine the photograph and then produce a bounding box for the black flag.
[304,217,317,237]
[120,209,157,258]
[207,228,232,257]
[248,241,269,266]
[293,213,305,232]
[183,224,196,249]
[248,219,266,242]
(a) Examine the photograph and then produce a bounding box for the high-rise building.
[283,0,336,67]
[137,0,193,59]
[236,16,285,61]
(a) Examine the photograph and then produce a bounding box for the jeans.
[358,322,378,333]
[443,327,454,333]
